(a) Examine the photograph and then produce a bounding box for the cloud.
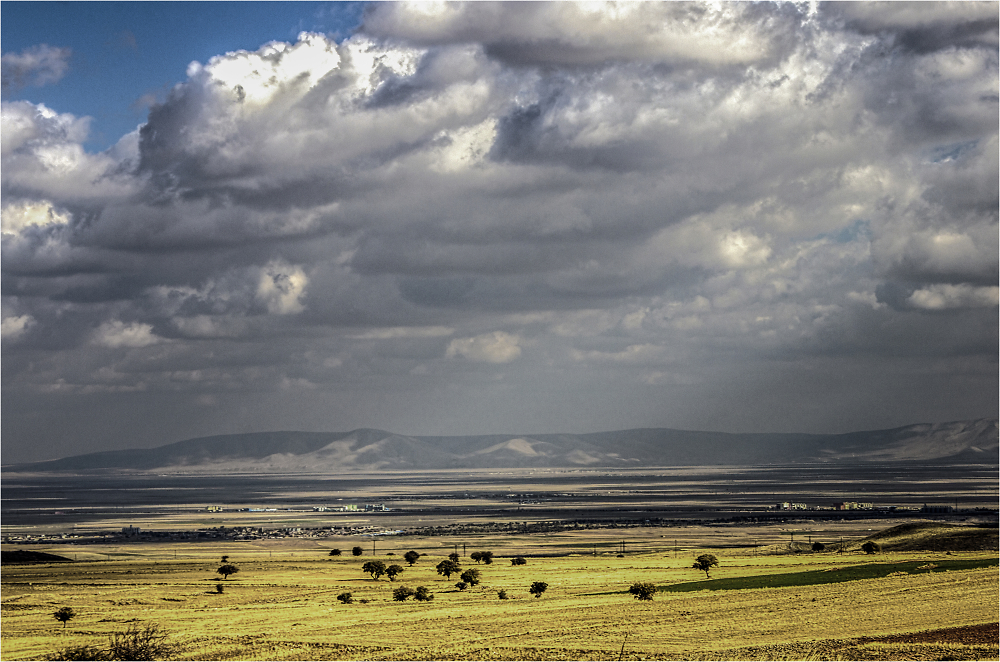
[257,261,308,315]
[92,321,163,348]
[1,314,34,342]
[907,284,999,310]
[446,331,521,363]
[1,44,71,92]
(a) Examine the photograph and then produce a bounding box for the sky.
[2,2,997,464]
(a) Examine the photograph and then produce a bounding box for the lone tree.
[362,560,387,580]
[329,549,342,557]
[404,550,421,566]
[460,568,481,586]
[628,582,657,601]
[529,581,548,598]
[692,554,718,579]
[217,564,239,580]
[352,546,364,557]
[511,556,527,566]
[220,555,229,563]
[811,542,825,552]
[436,559,461,579]
[386,564,404,581]
[455,581,468,591]
[392,586,416,601]
[414,586,433,601]
[861,541,880,555]
[337,592,353,604]
[53,606,75,629]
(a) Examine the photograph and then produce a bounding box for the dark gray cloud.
[2,3,997,463]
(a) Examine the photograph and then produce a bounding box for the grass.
[2,538,997,661]
[660,557,999,593]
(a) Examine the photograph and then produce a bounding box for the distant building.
[921,504,954,513]
[776,502,808,510]
[205,505,223,512]
[364,503,388,511]
[835,501,873,510]
[121,525,141,535]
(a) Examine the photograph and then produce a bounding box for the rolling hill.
[4,419,996,474]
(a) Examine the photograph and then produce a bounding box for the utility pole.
[463,542,466,557]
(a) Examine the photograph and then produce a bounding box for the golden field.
[2,531,997,661]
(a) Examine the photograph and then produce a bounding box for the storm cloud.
[2,2,997,463]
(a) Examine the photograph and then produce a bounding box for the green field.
[2,527,997,661]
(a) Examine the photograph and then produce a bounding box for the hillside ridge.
[4,418,996,474]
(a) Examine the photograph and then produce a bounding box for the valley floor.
[1,533,997,661]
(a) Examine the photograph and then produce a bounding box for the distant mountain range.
[5,419,997,474]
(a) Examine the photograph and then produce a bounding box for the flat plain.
[2,526,997,661]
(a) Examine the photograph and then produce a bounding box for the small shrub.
[337,592,354,604]
[861,541,880,555]
[511,556,527,566]
[455,581,468,591]
[414,586,433,601]
[393,586,416,601]
[46,644,109,661]
[529,581,548,598]
[107,623,174,661]
[628,582,657,601]
[404,550,420,566]
[811,542,825,552]
[329,549,342,557]
[53,606,75,629]
[220,555,229,563]
[352,546,364,556]
[215,584,224,594]
[497,589,508,600]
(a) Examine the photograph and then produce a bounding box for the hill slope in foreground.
[5,418,996,474]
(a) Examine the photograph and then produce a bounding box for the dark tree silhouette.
[811,542,825,552]
[470,551,482,563]
[53,606,75,629]
[861,541,880,555]
[692,554,718,579]
[217,564,239,580]
[448,552,460,562]
[329,549,342,556]
[480,551,494,565]
[497,589,508,600]
[628,582,656,600]
[393,586,415,601]
[529,581,548,598]
[337,592,353,604]
[511,556,527,566]
[352,546,364,557]
[436,559,461,579]
[460,568,481,586]
[386,564,404,581]
[220,555,229,563]
[404,550,420,566]
[362,560,387,580]
[414,586,433,601]
[455,581,468,591]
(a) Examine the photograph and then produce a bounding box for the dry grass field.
[2,526,997,661]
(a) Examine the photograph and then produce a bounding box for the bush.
[329,548,342,556]
[628,582,657,601]
[393,586,416,601]
[497,589,508,600]
[337,592,353,604]
[511,556,527,566]
[215,584,224,594]
[46,645,110,661]
[352,546,364,556]
[460,568,481,586]
[529,581,548,598]
[455,581,468,591]
[404,550,420,566]
[861,541,880,555]
[107,623,174,661]
[414,586,433,601]
[811,542,825,552]
[448,552,460,562]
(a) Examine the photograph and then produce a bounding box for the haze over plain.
[2,2,997,463]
